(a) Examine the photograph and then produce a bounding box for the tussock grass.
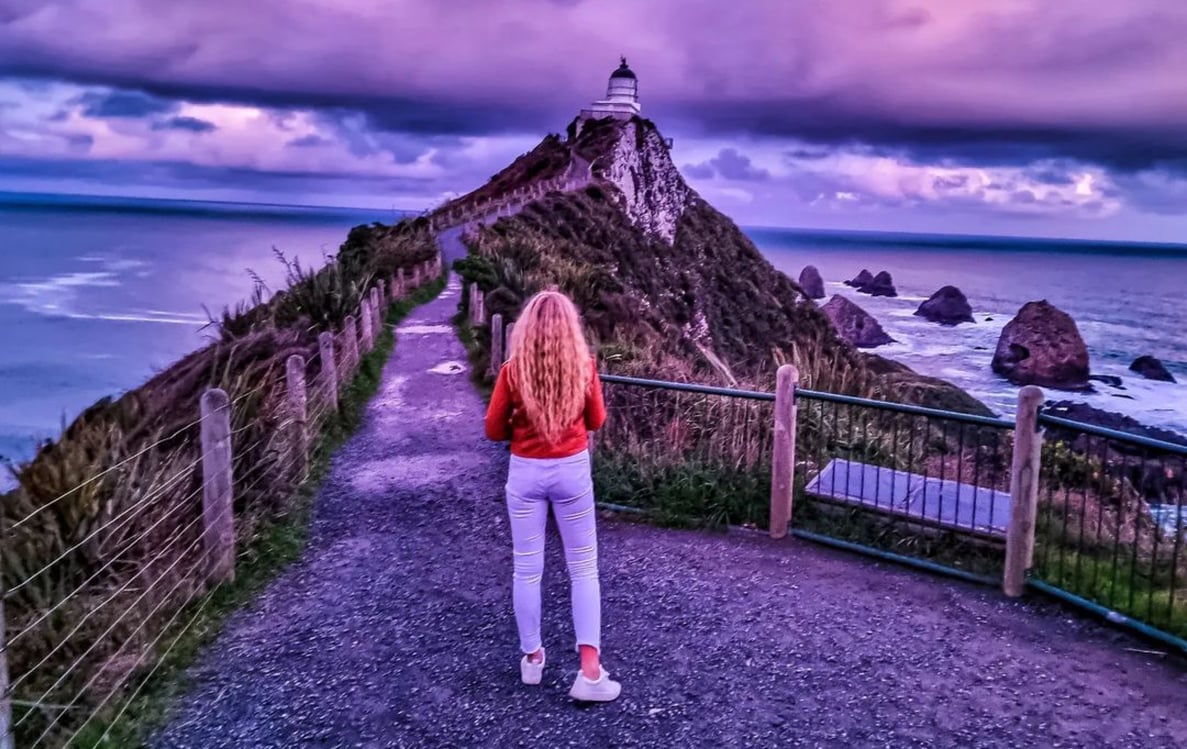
[1,218,442,748]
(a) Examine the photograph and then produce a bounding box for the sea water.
[0,193,399,485]
[749,227,1187,433]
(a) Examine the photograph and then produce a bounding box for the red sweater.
[485,358,606,458]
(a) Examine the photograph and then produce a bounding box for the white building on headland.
[580,57,640,120]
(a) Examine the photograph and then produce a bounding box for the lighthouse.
[580,57,641,120]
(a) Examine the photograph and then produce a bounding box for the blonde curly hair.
[508,290,592,444]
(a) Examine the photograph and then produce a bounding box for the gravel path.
[152,262,1187,748]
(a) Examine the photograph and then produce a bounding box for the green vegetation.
[73,276,446,749]
[2,217,442,748]
[1034,438,1187,639]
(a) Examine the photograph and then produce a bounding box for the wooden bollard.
[286,355,308,482]
[769,364,799,539]
[468,284,481,326]
[1004,386,1045,597]
[343,316,360,376]
[371,288,383,334]
[490,313,504,375]
[396,268,406,299]
[1,596,11,749]
[378,280,386,309]
[200,388,236,584]
[359,301,374,353]
[318,331,339,413]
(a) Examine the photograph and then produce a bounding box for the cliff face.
[598,119,691,244]
[448,116,989,414]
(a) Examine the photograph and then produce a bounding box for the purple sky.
[2,0,1186,241]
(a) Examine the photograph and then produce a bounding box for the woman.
[484,290,621,703]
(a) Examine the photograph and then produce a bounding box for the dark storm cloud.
[2,1,1185,171]
[151,116,216,133]
[683,148,769,182]
[74,90,176,119]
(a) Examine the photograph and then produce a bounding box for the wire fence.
[1,257,441,749]
[794,389,1015,581]
[1032,412,1187,642]
[594,371,1187,654]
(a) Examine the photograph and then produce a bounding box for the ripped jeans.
[505,450,601,655]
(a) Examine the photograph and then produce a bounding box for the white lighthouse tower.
[580,57,641,120]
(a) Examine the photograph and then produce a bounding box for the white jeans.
[505,450,601,654]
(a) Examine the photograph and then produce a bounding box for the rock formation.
[845,269,874,288]
[858,270,897,297]
[991,301,1090,390]
[798,266,825,300]
[821,295,895,348]
[1130,356,1177,383]
[442,114,991,415]
[915,286,974,325]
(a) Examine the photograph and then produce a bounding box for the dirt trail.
[152,259,1187,748]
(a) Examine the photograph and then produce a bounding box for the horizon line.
[3,188,1186,251]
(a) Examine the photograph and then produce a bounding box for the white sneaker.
[520,648,545,685]
[569,668,622,702]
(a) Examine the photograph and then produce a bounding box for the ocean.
[2,194,1185,488]
[751,227,1187,432]
[0,193,402,486]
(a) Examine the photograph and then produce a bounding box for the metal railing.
[0,258,442,749]
[1031,411,1187,648]
[593,368,1187,656]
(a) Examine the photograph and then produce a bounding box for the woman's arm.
[485,366,514,441]
[584,359,607,432]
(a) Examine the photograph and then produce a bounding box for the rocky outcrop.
[821,295,895,348]
[1130,356,1177,383]
[599,119,691,243]
[858,271,897,297]
[845,269,874,288]
[915,286,974,325]
[992,301,1090,390]
[798,266,825,299]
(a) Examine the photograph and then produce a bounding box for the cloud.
[151,115,216,133]
[0,0,1183,173]
[683,147,769,181]
[287,134,329,148]
[74,90,175,119]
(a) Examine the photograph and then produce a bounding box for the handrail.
[598,373,1014,429]
[1038,413,1187,456]
[795,387,1016,429]
[599,371,1187,451]
[598,373,774,401]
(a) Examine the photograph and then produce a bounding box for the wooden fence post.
[490,313,504,375]
[769,364,799,539]
[200,388,236,584]
[359,301,374,353]
[1004,386,1045,597]
[505,322,515,362]
[1,595,12,749]
[465,287,479,325]
[286,355,309,482]
[377,280,386,308]
[396,269,406,299]
[318,332,339,413]
[343,316,360,377]
[371,288,383,335]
